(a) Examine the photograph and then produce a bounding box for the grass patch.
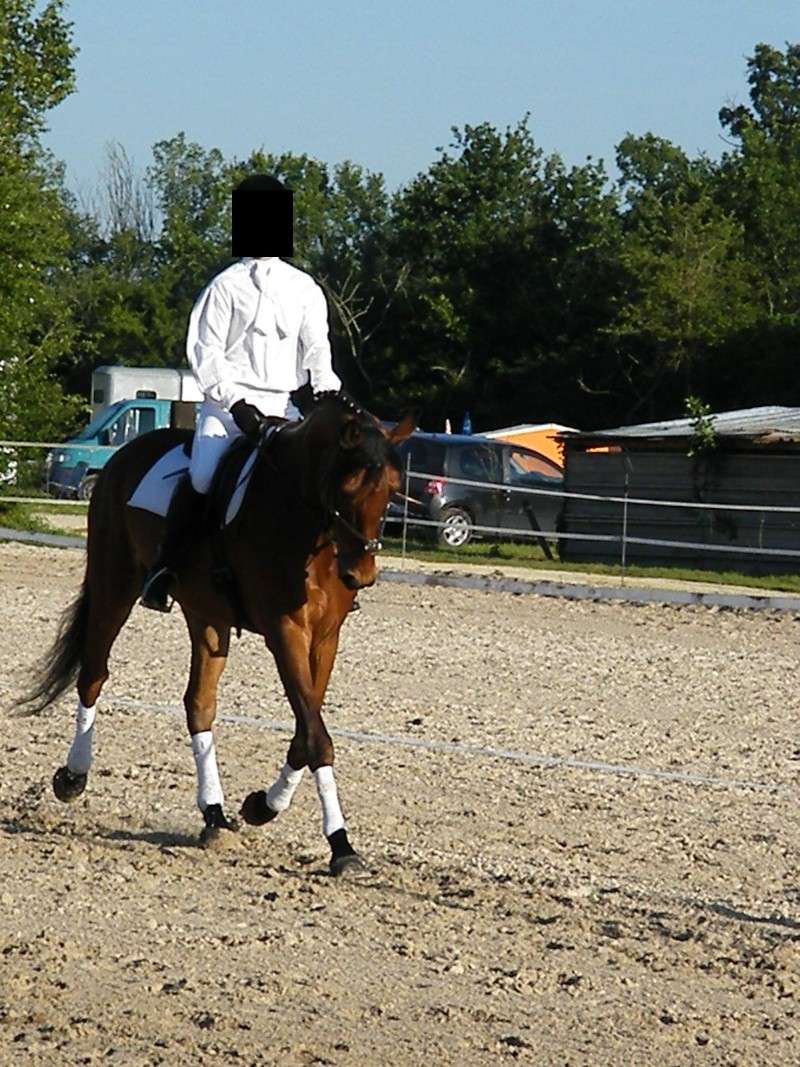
[383,535,800,594]
[0,501,88,538]
[0,503,54,535]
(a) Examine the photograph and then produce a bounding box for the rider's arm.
[186,282,245,411]
[299,282,341,396]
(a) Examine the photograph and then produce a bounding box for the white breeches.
[190,394,299,494]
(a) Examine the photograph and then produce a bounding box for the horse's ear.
[387,413,416,446]
[340,418,362,450]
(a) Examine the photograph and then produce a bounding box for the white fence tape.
[3,440,800,565]
[403,467,800,513]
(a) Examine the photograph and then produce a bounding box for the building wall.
[560,446,800,573]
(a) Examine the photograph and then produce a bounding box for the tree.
[718,42,800,322]
[609,193,756,413]
[375,118,622,429]
[0,0,83,440]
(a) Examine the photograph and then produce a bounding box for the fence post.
[401,451,411,569]
[621,469,629,585]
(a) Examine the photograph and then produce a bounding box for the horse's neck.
[273,421,320,502]
[246,421,329,526]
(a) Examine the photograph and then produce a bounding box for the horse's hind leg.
[181,610,236,846]
[53,572,140,803]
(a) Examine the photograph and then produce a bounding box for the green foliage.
[609,187,756,405]
[0,0,75,148]
[6,25,800,444]
[377,118,621,426]
[0,0,83,440]
[684,395,718,457]
[718,44,800,324]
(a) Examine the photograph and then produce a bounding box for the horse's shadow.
[0,812,199,851]
[103,827,198,849]
[703,901,800,934]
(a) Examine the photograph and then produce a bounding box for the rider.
[140,174,341,612]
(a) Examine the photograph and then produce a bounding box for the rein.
[256,418,385,558]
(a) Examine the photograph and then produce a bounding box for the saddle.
[206,435,257,531]
[204,419,288,635]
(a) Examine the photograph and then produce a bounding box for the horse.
[24,393,415,875]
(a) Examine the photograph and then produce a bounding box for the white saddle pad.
[127,443,257,526]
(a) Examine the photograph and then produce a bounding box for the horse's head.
[307,393,415,590]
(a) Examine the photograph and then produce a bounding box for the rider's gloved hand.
[231,400,266,442]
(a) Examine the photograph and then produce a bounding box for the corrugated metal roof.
[562,406,800,441]
[484,422,577,437]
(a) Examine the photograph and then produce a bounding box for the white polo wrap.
[66,701,96,775]
[266,763,304,813]
[314,765,345,837]
[191,730,224,811]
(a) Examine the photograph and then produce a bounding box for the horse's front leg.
[242,622,362,876]
[182,612,237,846]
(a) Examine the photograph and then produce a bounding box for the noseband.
[330,507,384,555]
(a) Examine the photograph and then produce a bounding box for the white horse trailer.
[91,366,202,417]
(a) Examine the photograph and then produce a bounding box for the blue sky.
[44,1,799,198]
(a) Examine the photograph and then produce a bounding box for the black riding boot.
[140,477,206,612]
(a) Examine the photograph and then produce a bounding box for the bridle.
[258,394,390,558]
[329,505,384,555]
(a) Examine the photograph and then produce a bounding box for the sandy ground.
[1,542,799,1066]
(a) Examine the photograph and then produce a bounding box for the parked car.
[387,431,564,547]
[45,398,198,500]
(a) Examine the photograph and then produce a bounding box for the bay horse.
[25,393,414,875]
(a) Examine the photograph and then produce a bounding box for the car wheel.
[438,506,473,548]
[77,473,99,501]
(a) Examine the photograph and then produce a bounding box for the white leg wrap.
[66,701,96,774]
[265,763,304,813]
[314,765,345,837]
[191,731,224,811]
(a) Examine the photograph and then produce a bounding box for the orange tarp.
[483,424,576,468]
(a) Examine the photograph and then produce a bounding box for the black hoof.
[328,827,368,878]
[240,790,279,826]
[199,804,239,849]
[52,766,87,803]
[202,803,239,832]
[330,851,368,878]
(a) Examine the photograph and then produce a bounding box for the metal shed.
[558,406,800,573]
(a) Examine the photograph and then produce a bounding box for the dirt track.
[1,542,799,1066]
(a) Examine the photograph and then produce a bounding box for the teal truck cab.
[46,366,202,499]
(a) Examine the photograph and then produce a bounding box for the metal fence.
[4,441,800,574]
[0,439,111,504]
[392,458,800,572]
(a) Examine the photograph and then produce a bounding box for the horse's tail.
[21,577,90,715]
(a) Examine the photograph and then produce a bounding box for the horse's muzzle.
[338,559,377,591]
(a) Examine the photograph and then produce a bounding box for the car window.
[106,406,156,446]
[507,448,562,486]
[402,439,446,478]
[453,444,502,484]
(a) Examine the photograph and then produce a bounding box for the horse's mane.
[311,392,401,481]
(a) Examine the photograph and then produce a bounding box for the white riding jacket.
[185,257,341,494]
[186,256,341,414]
